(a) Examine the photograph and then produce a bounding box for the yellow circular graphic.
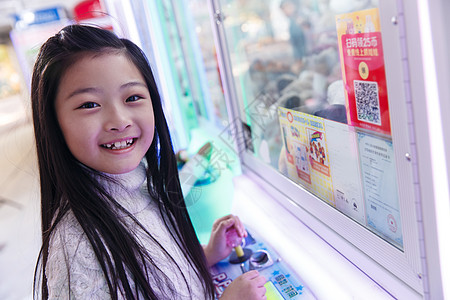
[359,61,369,79]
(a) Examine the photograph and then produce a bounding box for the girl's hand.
[221,270,267,300]
[203,214,247,266]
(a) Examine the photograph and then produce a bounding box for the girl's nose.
[105,106,132,132]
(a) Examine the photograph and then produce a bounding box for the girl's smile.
[55,52,155,174]
[101,138,136,150]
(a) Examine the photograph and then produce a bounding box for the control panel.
[211,229,315,299]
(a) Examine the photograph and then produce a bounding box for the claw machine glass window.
[210,0,423,296]
[154,0,231,133]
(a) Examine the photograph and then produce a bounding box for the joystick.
[226,227,252,264]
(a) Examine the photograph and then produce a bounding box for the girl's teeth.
[103,139,134,149]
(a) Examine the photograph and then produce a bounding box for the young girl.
[32,25,266,299]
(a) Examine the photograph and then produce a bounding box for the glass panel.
[159,0,229,128]
[186,0,230,127]
[155,0,200,135]
[219,0,403,249]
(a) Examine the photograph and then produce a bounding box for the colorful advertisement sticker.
[278,108,401,245]
[336,8,391,136]
[279,107,334,206]
[307,129,329,177]
[293,141,311,184]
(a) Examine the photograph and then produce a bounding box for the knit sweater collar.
[103,162,146,193]
[96,161,150,214]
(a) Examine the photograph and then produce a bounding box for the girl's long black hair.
[32,24,214,299]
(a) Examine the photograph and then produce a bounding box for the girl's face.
[55,53,155,174]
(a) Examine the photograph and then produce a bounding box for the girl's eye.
[78,102,99,109]
[126,95,142,102]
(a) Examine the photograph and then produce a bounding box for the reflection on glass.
[158,0,229,131]
[158,0,199,133]
[220,0,403,249]
[187,0,229,127]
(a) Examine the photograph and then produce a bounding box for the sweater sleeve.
[46,213,111,300]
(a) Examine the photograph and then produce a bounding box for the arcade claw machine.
[205,0,450,299]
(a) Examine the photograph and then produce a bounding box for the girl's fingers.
[216,217,235,233]
[243,271,266,286]
[233,215,247,237]
[255,275,267,287]
[213,214,247,237]
[212,214,233,230]
[242,270,260,279]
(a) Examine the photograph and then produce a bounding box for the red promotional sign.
[341,31,391,135]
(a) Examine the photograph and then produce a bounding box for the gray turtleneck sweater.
[45,162,207,299]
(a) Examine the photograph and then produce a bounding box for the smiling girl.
[32,25,266,300]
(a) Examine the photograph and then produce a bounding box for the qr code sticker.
[354,80,381,125]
